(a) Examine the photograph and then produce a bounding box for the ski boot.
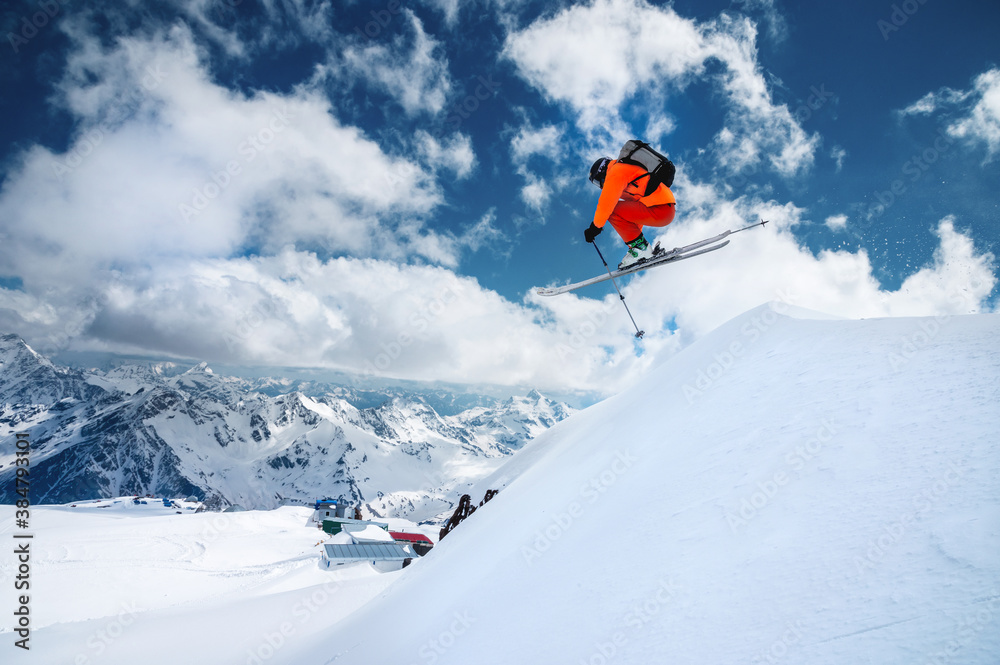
[618,234,656,270]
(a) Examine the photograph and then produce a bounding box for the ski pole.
[730,218,769,235]
[593,242,644,339]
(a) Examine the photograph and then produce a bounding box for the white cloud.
[0,5,995,400]
[645,113,677,144]
[503,0,705,129]
[509,123,564,211]
[900,88,970,117]
[415,130,477,179]
[341,11,453,116]
[831,145,847,172]
[595,200,996,358]
[825,214,848,231]
[948,68,1000,160]
[5,24,453,275]
[0,248,651,393]
[519,176,553,211]
[503,0,818,177]
[457,210,508,255]
[734,0,789,43]
[901,68,1000,161]
[511,124,563,164]
[0,23,469,338]
[2,188,994,397]
[419,0,462,26]
[704,15,819,177]
[883,217,996,315]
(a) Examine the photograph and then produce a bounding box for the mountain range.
[0,333,573,520]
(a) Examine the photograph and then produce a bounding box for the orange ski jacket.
[592,160,676,228]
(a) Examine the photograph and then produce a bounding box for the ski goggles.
[589,158,610,188]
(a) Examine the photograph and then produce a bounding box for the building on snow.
[389,531,435,556]
[320,524,417,572]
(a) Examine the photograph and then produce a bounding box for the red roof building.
[389,531,435,556]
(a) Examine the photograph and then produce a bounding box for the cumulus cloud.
[0,2,995,401]
[734,0,789,43]
[510,124,563,164]
[947,69,1000,160]
[416,130,477,179]
[0,24,455,282]
[604,197,996,346]
[831,145,847,172]
[420,0,463,27]
[0,21,489,363]
[503,0,818,177]
[825,214,848,231]
[509,123,564,210]
[901,67,1000,161]
[644,113,677,144]
[341,11,453,116]
[3,248,650,394]
[502,0,704,128]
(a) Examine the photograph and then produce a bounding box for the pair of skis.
[535,219,768,338]
[536,220,768,297]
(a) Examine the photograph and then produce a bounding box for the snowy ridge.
[5,305,999,665]
[292,303,1000,664]
[0,336,574,519]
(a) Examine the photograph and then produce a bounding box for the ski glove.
[584,222,603,243]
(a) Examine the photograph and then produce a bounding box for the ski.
[536,232,731,297]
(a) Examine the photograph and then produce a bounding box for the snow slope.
[291,303,1000,664]
[4,303,999,664]
[0,499,410,663]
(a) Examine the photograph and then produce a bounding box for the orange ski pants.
[607,201,675,244]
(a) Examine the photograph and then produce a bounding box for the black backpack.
[617,140,675,197]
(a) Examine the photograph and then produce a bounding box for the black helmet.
[589,157,611,188]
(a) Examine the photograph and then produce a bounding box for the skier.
[584,155,676,269]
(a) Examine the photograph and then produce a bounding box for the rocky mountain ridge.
[0,334,573,521]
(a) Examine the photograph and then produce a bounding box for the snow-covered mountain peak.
[0,333,52,375]
[184,361,214,374]
[0,338,575,517]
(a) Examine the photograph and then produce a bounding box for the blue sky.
[0,0,997,398]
